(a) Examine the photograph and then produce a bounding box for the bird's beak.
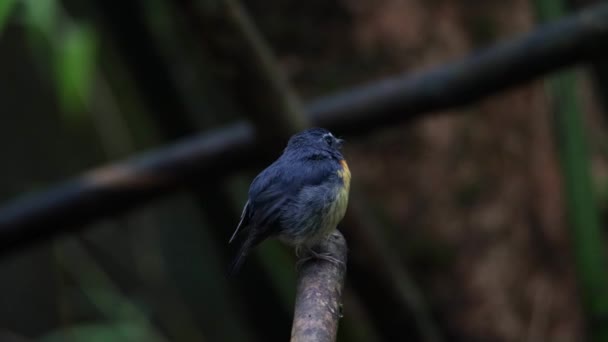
[335,138,344,149]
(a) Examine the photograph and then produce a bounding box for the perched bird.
[228,128,351,275]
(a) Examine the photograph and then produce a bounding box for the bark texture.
[291,232,347,342]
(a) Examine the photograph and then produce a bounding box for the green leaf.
[22,0,57,33]
[40,322,165,342]
[0,0,17,36]
[534,1,608,341]
[54,24,97,117]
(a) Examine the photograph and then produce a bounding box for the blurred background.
[0,0,607,341]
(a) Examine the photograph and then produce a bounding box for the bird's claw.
[295,246,344,270]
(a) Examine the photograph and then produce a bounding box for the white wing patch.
[229,201,249,243]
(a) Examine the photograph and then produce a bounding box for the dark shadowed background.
[0,0,607,341]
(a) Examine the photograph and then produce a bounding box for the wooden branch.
[291,232,347,342]
[0,2,608,254]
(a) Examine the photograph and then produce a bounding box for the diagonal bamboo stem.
[534,1,608,340]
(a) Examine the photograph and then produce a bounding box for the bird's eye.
[324,134,333,146]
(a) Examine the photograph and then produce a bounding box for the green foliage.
[54,24,97,116]
[50,240,169,342]
[22,0,98,119]
[533,0,565,21]
[40,321,164,342]
[534,1,608,340]
[549,71,608,341]
[0,0,17,36]
[23,0,57,33]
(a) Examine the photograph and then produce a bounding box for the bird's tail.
[227,236,254,276]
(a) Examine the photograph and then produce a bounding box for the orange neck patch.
[340,159,350,173]
[338,159,351,189]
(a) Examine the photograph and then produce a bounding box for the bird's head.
[285,128,344,155]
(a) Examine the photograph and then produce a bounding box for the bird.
[228,127,351,275]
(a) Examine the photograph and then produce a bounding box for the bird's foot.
[295,246,344,270]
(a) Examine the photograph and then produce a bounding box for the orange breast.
[338,159,351,190]
[340,159,350,173]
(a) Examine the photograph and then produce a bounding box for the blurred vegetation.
[534,0,608,340]
[0,0,607,341]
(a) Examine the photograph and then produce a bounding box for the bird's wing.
[228,200,250,243]
[247,157,337,233]
[227,156,338,275]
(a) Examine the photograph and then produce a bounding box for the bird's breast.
[278,158,351,247]
[326,159,351,232]
[338,159,351,190]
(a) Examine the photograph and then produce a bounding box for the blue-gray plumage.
[228,128,351,275]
